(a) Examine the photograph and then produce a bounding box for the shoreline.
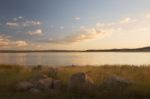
[1,46,150,53]
[1,51,150,53]
[1,63,142,67]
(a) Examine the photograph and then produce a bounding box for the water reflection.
[0,52,150,66]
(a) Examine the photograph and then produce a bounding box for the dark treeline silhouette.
[1,46,150,53]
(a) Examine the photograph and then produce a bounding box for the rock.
[68,72,94,92]
[100,76,132,90]
[52,80,62,90]
[16,81,33,91]
[35,78,53,90]
[30,74,48,82]
[29,88,41,95]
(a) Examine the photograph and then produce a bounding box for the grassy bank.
[1,64,150,99]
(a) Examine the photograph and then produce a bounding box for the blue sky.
[0,0,150,50]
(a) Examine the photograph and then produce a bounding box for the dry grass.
[0,64,150,99]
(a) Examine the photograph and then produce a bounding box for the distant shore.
[1,46,150,53]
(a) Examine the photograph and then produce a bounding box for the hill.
[1,46,150,53]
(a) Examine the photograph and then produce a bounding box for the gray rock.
[52,80,62,90]
[16,81,33,91]
[29,88,41,95]
[68,72,94,92]
[100,76,132,90]
[30,74,48,82]
[35,78,53,90]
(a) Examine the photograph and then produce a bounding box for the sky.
[0,0,150,50]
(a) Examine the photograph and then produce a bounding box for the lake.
[0,52,150,66]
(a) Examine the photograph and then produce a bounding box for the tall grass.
[1,64,150,99]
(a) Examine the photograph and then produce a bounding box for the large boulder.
[68,72,94,92]
[16,74,63,93]
[16,81,33,91]
[100,76,132,90]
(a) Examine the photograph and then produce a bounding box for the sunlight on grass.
[0,64,150,99]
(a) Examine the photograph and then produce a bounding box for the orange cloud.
[15,41,28,47]
[0,36,28,48]
[47,26,110,44]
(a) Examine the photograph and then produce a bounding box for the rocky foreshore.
[1,65,150,99]
[16,71,133,96]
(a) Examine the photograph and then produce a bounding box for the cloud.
[5,17,41,28]
[74,17,81,20]
[145,14,150,18]
[27,29,43,36]
[6,16,25,27]
[0,17,42,49]
[23,20,41,27]
[6,22,18,27]
[41,15,148,44]
[2,13,150,49]
[44,25,111,44]
[18,16,24,19]
[60,26,64,30]
[101,17,136,27]
[119,17,131,24]
[13,16,24,21]
[0,17,43,41]
[0,36,9,46]
[15,41,28,47]
[0,35,28,48]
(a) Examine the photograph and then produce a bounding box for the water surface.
[0,52,149,66]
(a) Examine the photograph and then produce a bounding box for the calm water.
[0,52,150,66]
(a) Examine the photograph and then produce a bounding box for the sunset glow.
[0,0,150,50]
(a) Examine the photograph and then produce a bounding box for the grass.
[1,64,150,99]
